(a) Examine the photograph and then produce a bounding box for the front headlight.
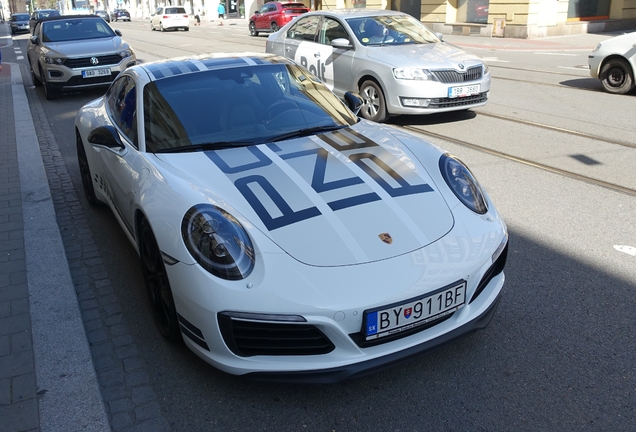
[439,154,488,214]
[44,56,64,65]
[393,67,435,81]
[483,62,490,75]
[118,49,133,58]
[181,205,255,280]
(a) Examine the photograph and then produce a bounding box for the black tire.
[184,26,189,31]
[359,80,389,122]
[270,21,279,32]
[150,21,154,31]
[600,58,634,95]
[40,66,58,100]
[31,65,42,87]
[139,218,182,343]
[76,131,101,206]
[249,21,258,36]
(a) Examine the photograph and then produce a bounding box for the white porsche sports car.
[75,53,508,383]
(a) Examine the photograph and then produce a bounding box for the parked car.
[151,6,189,31]
[10,13,31,34]
[110,8,131,22]
[266,9,491,122]
[27,15,136,100]
[94,10,111,23]
[74,52,508,382]
[588,31,636,95]
[29,9,60,32]
[249,1,310,36]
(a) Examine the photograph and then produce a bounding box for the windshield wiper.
[155,141,254,154]
[266,125,346,143]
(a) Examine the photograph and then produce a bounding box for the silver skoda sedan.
[266,9,491,122]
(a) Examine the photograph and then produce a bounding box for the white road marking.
[533,52,578,56]
[558,66,589,70]
[614,245,636,257]
[482,57,510,63]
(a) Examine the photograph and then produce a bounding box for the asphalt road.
[12,21,636,431]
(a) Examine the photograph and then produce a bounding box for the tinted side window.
[319,17,349,45]
[108,76,138,146]
[286,16,320,42]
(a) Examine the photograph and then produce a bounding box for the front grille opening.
[470,242,508,304]
[64,54,123,68]
[431,66,483,84]
[218,314,335,357]
[429,92,488,109]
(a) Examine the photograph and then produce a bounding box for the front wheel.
[139,218,182,343]
[359,80,389,122]
[30,64,42,87]
[150,21,154,30]
[76,131,101,206]
[600,58,634,95]
[40,66,58,100]
[270,21,279,32]
[249,21,259,36]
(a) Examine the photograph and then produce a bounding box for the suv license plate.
[448,84,480,98]
[364,281,466,340]
[82,68,111,78]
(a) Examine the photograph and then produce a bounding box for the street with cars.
[2,15,636,431]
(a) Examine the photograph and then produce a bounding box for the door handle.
[314,52,321,58]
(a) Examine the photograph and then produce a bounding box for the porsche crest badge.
[378,233,392,244]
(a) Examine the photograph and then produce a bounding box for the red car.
[249,1,310,36]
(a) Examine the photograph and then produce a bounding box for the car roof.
[133,52,293,82]
[37,14,103,22]
[304,9,407,19]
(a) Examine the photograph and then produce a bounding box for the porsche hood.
[160,125,454,267]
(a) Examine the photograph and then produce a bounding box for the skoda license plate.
[82,68,111,78]
[364,281,466,340]
[448,84,480,98]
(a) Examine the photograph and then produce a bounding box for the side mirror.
[435,32,444,42]
[331,38,352,49]
[88,125,125,150]
[29,35,39,44]
[344,91,363,116]
[115,29,122,36]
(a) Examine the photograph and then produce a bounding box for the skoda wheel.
[359,80,388,123]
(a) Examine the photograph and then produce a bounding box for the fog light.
[400,97,431,108]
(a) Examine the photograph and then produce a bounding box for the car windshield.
[165,8,186,14]
[41,18,116,41]
[346,14,441,46]
[143,62,358,153]
[13,14,30,21]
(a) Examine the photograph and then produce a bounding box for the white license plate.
[82,68,111,78]
[448,84,480,98]
[364,281,466,340]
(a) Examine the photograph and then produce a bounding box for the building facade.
[8,0,636,38]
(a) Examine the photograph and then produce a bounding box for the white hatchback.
[151,6,189,32]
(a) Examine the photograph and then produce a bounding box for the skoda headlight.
[439,154,488,214]
[393,67,435,81]
[181,205,255,280]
